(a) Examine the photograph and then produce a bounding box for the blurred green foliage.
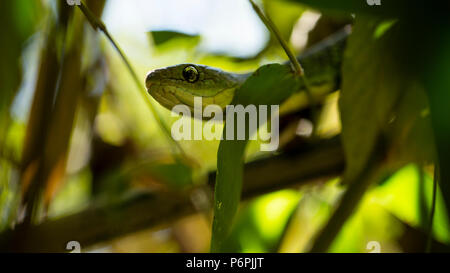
[0,0,448,253]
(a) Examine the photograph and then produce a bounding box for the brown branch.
[0,137,344,252]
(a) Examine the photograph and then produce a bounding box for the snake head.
[146,63,244,112]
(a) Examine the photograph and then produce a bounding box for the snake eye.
[182,65,199,83]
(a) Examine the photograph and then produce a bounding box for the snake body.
[146,27,350,113]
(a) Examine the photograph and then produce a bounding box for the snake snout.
[145,70,157,90]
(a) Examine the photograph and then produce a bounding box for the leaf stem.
[426,165,438,252]
[248,0,302,75]
[248,0,318,134]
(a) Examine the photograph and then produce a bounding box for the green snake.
[146,27,350,113]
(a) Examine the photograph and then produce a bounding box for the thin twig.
[426,165,438,252]
[77,1,186,158]
[248,0,318,128]
[248,0,302,75]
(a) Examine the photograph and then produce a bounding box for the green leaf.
[372,165,450,243]
[310,17,423,252]
[263,0,305,44]
[0,0,37,146]
[149,30,200,46]
[233,64,300,106]
[286,0,412,18]
[210,64,300,252]
[422,18,450,224]
[211,138,248,253]
[339,17,405,182]
[387,84,435,165]
[147,161,193,189]
[220,190,301,253]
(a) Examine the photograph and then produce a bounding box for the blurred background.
[0,0,449,252]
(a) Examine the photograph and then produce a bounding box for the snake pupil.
[182,65,199,83]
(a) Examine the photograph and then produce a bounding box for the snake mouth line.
[147,80,237,110]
